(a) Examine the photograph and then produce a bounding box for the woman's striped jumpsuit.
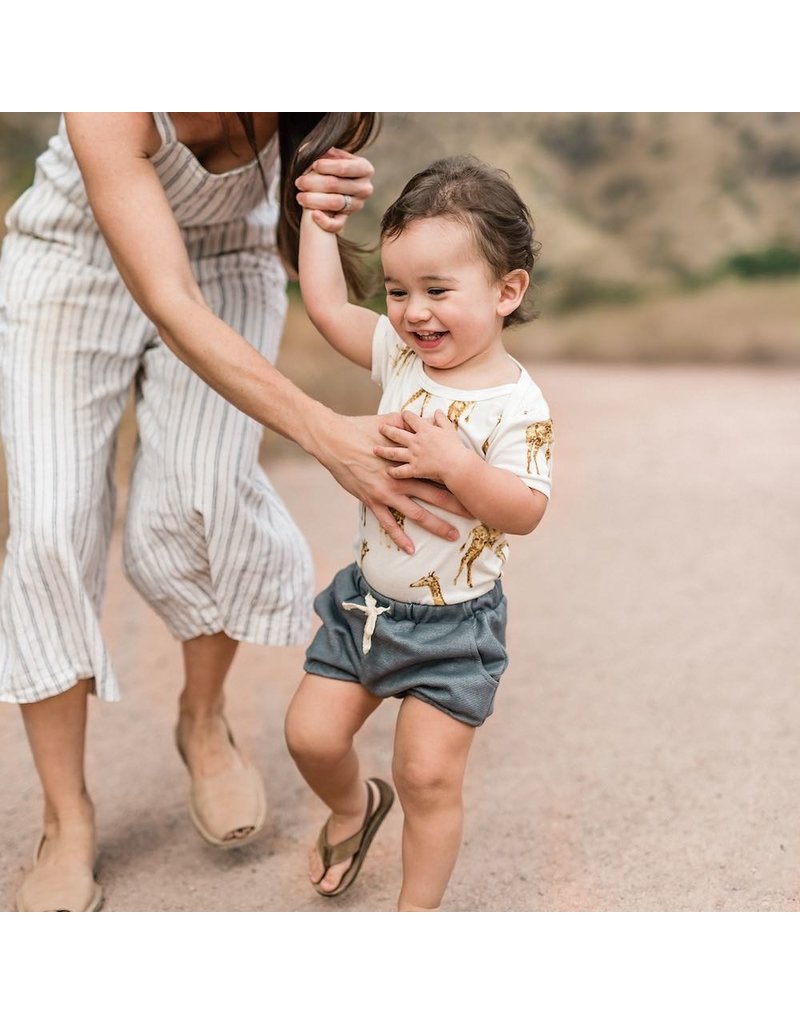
[0,113,314,703]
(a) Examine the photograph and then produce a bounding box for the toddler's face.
[381,216,506,374]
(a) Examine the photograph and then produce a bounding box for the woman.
[0,112,462,911]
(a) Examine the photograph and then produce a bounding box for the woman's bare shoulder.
[64,113,162,159]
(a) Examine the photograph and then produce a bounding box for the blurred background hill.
[3,112,799,371]
[363,113,800,291]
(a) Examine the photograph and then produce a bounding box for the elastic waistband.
[352,564,504,623]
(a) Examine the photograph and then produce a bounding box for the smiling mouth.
[412,330,447,348]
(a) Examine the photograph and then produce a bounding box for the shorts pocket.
[469,605,509,686]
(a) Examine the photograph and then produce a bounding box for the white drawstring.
[341,592,391,654]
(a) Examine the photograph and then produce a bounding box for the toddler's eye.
[387,289,407,299]
[427,288,447,296]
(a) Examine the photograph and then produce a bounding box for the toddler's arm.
[376,411,547,535]
[299,207,378,369]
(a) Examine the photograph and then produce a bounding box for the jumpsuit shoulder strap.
[152,112,177,146]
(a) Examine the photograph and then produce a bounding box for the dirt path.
[2,363,799,911]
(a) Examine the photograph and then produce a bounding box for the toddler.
[285,154,553,910]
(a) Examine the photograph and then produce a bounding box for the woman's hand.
[312,409,469,554]
[295,147,374,232]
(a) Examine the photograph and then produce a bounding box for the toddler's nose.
[405,299,431,324]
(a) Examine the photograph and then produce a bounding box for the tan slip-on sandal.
[314,778,395,898]
[176,722,267,849]
[16,835,103,912]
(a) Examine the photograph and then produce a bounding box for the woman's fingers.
[370,503,414,553]
[298,172,374,200]
[297,191,366,214]
[308,152,375,184]
[295,150,375,207]
[295,166,373,200]
[398,480,471,518]
[312,151,374,173]
[382,494,460,542]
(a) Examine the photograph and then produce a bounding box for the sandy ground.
[1,362,799,912]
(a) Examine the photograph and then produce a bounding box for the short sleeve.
[371,315,410,389]
[485,383,554,498]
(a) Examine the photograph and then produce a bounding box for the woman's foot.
[175,713,267,847]
[16,800,102,912]
[176,713,245,778]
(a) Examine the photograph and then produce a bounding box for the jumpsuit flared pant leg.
[0,241,313,704]
[123,250,314,647]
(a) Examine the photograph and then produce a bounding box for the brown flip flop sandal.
[313,778,395,898]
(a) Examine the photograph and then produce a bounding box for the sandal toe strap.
[318,826,367,868]
[316,783,377,868]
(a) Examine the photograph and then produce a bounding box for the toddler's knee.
[392,754,454,808]
[284,710,350,768]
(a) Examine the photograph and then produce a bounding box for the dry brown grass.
[511,277,800,364]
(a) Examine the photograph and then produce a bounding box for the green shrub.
[725,246,800,278]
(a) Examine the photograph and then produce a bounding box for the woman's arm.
[65,113,462,553]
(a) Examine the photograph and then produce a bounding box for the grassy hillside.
[363,114,800,277]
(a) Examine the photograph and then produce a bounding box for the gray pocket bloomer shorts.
[304,562,509,727]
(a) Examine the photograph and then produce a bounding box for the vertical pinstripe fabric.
[0,114,313,704]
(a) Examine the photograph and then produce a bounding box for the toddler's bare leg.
[285,673,381,892]
[392,696,475,911]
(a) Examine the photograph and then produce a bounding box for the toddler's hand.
[375,410,469,484]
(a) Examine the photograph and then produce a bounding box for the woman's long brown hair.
[236,113,379,299]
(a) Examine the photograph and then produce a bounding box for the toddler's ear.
[497,270,529,318]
